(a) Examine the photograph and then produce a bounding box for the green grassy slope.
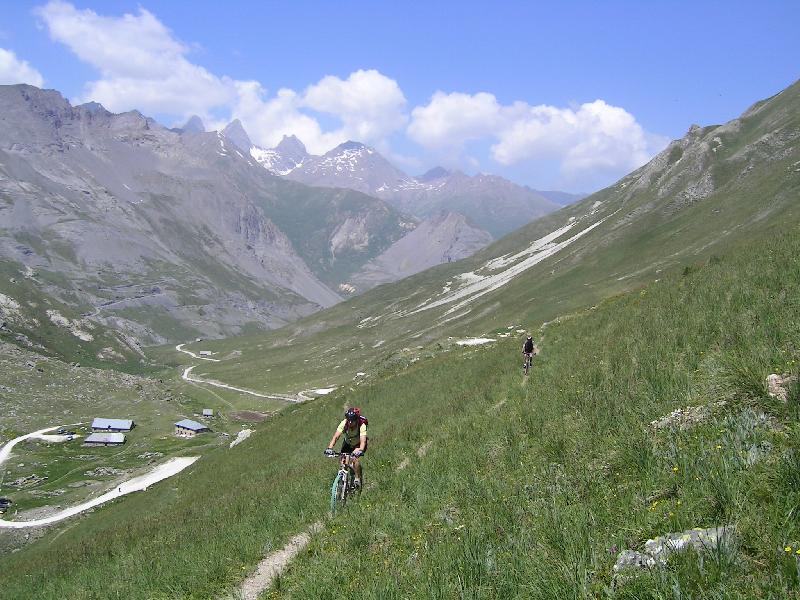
[0,259,146,370]
[170,79,800,397]
[0,340,287,526]
[2,224,798,598]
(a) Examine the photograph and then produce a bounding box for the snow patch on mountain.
[406,212,614,317]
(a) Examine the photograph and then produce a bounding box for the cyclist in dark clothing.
[523,335,534,354]
[522,335,535,372]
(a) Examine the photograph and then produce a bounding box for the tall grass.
[2,229,799,598]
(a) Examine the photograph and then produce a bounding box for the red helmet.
[345,407,361,422]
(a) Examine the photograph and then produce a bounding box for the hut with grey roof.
[92,418,134,432]
[175,419,210,438]
[202,408,214,418]
[84,432,126,446]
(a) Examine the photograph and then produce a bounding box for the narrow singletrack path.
[234,521,324,600]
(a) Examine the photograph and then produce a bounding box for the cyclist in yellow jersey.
[325,407,367,487]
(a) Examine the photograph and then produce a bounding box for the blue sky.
[1,1,798,192]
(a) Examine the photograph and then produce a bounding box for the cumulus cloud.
[34,2,407,154]
[408,91,503,150]
[409,91,666,187]
[303,70,407,143]
[33,1,665,188]
[230,81,341,153]
[35,1,234,118]
[0,48,44,87]
[232,69,407,154]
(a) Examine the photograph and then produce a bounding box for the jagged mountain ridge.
[0,84,414,349]
[229,132,562,238]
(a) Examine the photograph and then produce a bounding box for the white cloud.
[303,69,407,144]
[0,48,44,87]
[33,1,666,188]
[409,91,666,187]
[35,1,234,118]
[35,2,407,155]
[408,91,503,149]
[230,81,342,153]
[230,70,407,154]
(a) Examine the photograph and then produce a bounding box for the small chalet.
[175,419,210,438]
[92,418,134,432]
[84,432,126,446]
[202,408,214,418]
[199,350,212,357]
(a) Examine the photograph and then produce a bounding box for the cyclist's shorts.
[341,441,367,455]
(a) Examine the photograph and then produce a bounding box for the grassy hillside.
[0,258,149,371]
[170,80,799,398]
[2,224,798,598]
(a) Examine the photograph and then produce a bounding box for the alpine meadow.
[1,3,799,599]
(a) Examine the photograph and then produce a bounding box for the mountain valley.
[0,73,798,600]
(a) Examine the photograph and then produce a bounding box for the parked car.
[0,497,12,513]
[57,428,66,435]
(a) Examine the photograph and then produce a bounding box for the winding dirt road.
[0,457,199,529]
[0,424,199,529]
[0,424,83,468]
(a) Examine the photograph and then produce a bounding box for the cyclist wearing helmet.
[522,334,535,366]
[325,407,368,487]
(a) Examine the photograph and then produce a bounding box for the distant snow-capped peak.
[247,134,308,175]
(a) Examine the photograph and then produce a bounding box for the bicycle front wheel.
[330,472,347,514]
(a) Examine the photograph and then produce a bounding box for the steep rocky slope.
[0,85,410,349]
[238,135,560,239]
[347,211,493,293]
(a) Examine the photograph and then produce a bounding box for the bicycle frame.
[327,451,357,513]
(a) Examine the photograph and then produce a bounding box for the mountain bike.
[523,352,533,375]
[326,451,359,514]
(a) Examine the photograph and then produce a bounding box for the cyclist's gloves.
[352,449,363,457]
[324,448,335,456]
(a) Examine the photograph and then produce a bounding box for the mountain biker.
[325,407,368,488]
[522,334,535,368]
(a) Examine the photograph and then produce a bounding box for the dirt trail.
[235,522,323,600]
[0,457,199,528]
[176,342,311,403]
[181,366,303,403]
[175,343,221,362]
[0,423,83,468]
[397,440,433,471]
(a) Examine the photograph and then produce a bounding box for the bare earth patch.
[235,521,323,600]
[231,411,269,422]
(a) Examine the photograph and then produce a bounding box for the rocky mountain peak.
[181,115,205,134]
[333,140,370,153]
[418,166,451,181]
[221,119,252,152]
[77,101,109,116]
[274,134,308,160]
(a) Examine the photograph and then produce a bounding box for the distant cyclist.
[522,334,535,373]
[325,407,368,488]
